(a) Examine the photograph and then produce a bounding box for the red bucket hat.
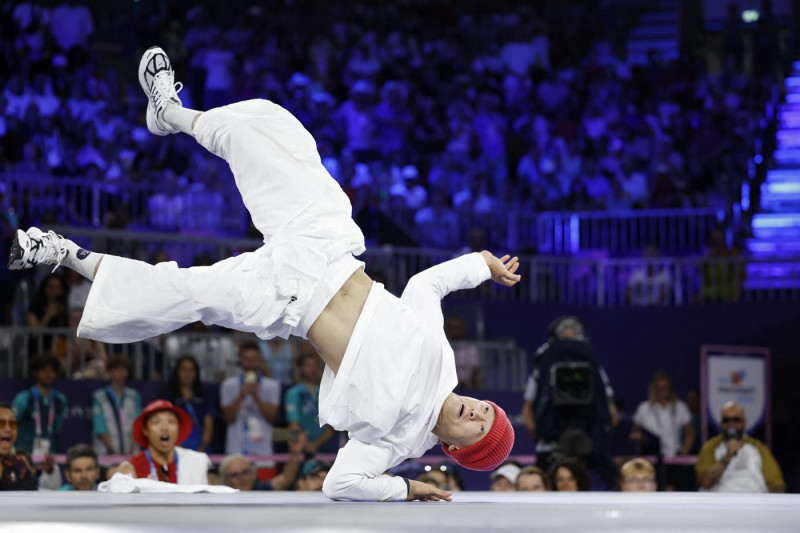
[441,401,515,471]
[132,399,193,448]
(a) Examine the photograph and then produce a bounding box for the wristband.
[403,477,411,499]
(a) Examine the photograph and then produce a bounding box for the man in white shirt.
[9,46,518,502]
[696,402,785,493]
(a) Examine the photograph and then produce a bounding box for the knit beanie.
[441,401,515,471]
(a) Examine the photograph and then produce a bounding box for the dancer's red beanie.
[441,401,515,471]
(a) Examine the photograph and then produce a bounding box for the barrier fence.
[8,173,723,255]
[0,328,528,389]
[28,226,800,308]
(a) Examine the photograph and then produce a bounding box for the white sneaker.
[138,46,183,136]
[8,227,68,272]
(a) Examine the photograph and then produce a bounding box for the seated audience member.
[490,462,521,491]
[416,473,443,489]
[92,355,141,455]
[12,354,67,455]
[420,464,458,491]
[220,431,306,491]
[59,444,100,490]
[696,402,785,493]
[0,402,36,490]
[284,350,336,455]
[117,400,211,484]
[631,372,694,458]
[162,355,214,452]
[296,459,331,491]
[516,465,551,491]
[619,458,657,492]
[550,458,591,492]
[206,466,219,485]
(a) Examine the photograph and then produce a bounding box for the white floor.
[3,491,798,533]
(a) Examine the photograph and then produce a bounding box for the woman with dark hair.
[161,355,214,452]
[550,458,591,492]
[26,273,69,354]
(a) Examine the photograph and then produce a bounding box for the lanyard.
[31,387,55,437]
[145,449,178,482]
[181,399,199,428]
[105,386,128,452]
[653,403,677,432]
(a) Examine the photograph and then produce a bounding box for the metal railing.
[4,173,247,235]
[0,328,528,391]
[17,227,800,308]
[8,173,725,255]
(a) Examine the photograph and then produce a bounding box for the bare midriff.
[307,267,372,374]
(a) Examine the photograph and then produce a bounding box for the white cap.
[490,463,521,484]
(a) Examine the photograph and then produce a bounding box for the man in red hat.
[117,400,211,484]
[8,46,519,501]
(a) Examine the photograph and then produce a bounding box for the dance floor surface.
[3,491,798,532]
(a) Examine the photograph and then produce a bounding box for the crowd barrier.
[0,327,528,388]
[9,173,723,255]
[21,226,800,308]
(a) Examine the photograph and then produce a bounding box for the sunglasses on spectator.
[722,417,743,423]
[226,468,254,479]
[0,419,18,429]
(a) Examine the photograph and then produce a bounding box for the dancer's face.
[143,411,179,453]
[437,395,495,450]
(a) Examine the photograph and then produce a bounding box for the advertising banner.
[700,345,770,447]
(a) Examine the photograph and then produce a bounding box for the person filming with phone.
[220,342,281,457]
[696,401,785,493]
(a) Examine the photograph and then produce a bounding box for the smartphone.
[273,428,300,442]
[244,370,258,384]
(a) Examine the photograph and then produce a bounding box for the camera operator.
[521,316,618,488]
[696,401,785,492]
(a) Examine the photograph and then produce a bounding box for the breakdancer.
[9,47,519,501]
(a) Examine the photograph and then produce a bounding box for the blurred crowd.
[1,0,774,250]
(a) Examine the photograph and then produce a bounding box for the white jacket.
[319,253,490,501]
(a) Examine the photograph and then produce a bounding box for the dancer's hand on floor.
[406,479,453,502]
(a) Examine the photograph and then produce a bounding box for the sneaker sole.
[7,231,25,270]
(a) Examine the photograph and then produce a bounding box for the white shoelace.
[151,69,183,106]
[31,230,67,272]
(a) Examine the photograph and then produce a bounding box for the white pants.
[78,100,365,343]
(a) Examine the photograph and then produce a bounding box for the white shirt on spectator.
[633,400,691,457]
[710,441,769,493]
[220,374,281,455]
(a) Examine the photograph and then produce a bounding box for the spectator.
[444,316,480,389]
[284,349,336,456]
[626,246,673,306]
[162,355,214,453]
[50,1,93,64]
[489,462,521,491]
[296,459,331,491]
[219,432,306,491]
[118,399,211,484]
[12,354,67,455]
[619,458,657,492]
[516,465,550,491]
[60,307,107,377]
[550,458,591,492]
[696,401,785,493]
[0,402,36,490]
[259,338,295,387]
[220,342,280,456]
[27,273,68,354]
[699,228,744,303]
[92,354,141,456]
[416,473,443,489]
[59,444,100,491]
[630,371,694,458]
